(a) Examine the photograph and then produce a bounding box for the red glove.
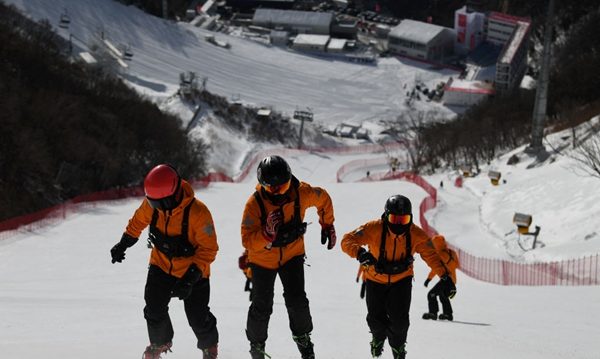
[321,224,337,250]
[263,210,282,242]
[238,253,248,270]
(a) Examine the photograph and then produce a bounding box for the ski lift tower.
[58,8,73,55]
[527,0,555,156]
[293,108,313,149]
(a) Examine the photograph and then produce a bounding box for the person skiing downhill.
[241,155,336,359]
[341,195,451,359]
[110,164,219,359]
[422,235,459,321]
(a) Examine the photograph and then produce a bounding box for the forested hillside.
[0,3,207,221]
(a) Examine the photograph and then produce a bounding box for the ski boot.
[293,332,315,359]
[370,337,385,358]
[142,342,172,359]
[249,342,269,359]
[202,343,218,359]
[422,312,437,320]
[391,344,407,359]
[438,313,453,321]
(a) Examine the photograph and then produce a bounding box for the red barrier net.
[337,158,600,286]
[2,147,599,285]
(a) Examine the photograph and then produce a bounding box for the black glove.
[171,263,202,300]
[357,248,376,266]
[440,275,457,299]
[110,233,137,263]
[321,224,337,250]
[424,278,431,287]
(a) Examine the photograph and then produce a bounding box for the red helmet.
[144,164,182,210]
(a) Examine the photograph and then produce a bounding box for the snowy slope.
[6,0,457,126]
[1,152,599,359]
[2,1,600,358]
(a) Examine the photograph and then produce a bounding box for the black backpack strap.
[405,228,412,258]
[181,200,194,241]
[292,180,301,221]
[378,219,388,267]
[150,208,159,228]
[147,201,196,258]
[377,220,413,272]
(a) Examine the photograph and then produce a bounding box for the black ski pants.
[365,276,412,349]
[427,279,453,315]
[246,255,313,344]
[143,264,219,349]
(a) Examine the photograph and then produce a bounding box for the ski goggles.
[146,188,182,211]
[386,213,412,225]
[262,179,291,195]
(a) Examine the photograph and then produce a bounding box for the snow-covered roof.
[389,19,450,44]
[445,78,495,95]
[78,51,97,64]
[293,34,330,46]
[327,38,347,50]
[498,21,530,64]
[488,11,531,25]
[253,9,333,28]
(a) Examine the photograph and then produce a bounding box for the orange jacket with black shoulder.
[426,235,459,283]
[123,180,218,279]
[241,178,335,270]
[341,219,447,285]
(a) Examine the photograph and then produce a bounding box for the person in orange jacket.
[341,195,450,359]
[422,235,459,321]
[110,164,219,359]
[241,155,336,359]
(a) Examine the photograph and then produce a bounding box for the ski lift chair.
[123,45,134,61]
[59,10,70,29]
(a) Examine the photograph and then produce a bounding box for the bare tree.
[570,123,600,179]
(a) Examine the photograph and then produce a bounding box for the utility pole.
[293,109,313,149]
[162,0,168,19]
[528,0,554,154]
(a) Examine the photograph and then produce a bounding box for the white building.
[443,77,495,106]
[487,12,531,92]
[454,5,486,55]
[327,38,347,53]
[387,20,455,62]
[253,9,333,35]
[292,34,330,52]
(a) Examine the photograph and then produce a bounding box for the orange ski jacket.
[342,219,447,285]
[123,180,218,279]
[241,179,334,270]
[426,235,459,283]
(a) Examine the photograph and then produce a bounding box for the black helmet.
[384,195,412,215]
[257,155,291,187]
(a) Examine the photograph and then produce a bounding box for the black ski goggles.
[146,185,182,211]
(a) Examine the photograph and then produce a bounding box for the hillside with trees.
[0,3,208,221]
[383,1,600,173]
